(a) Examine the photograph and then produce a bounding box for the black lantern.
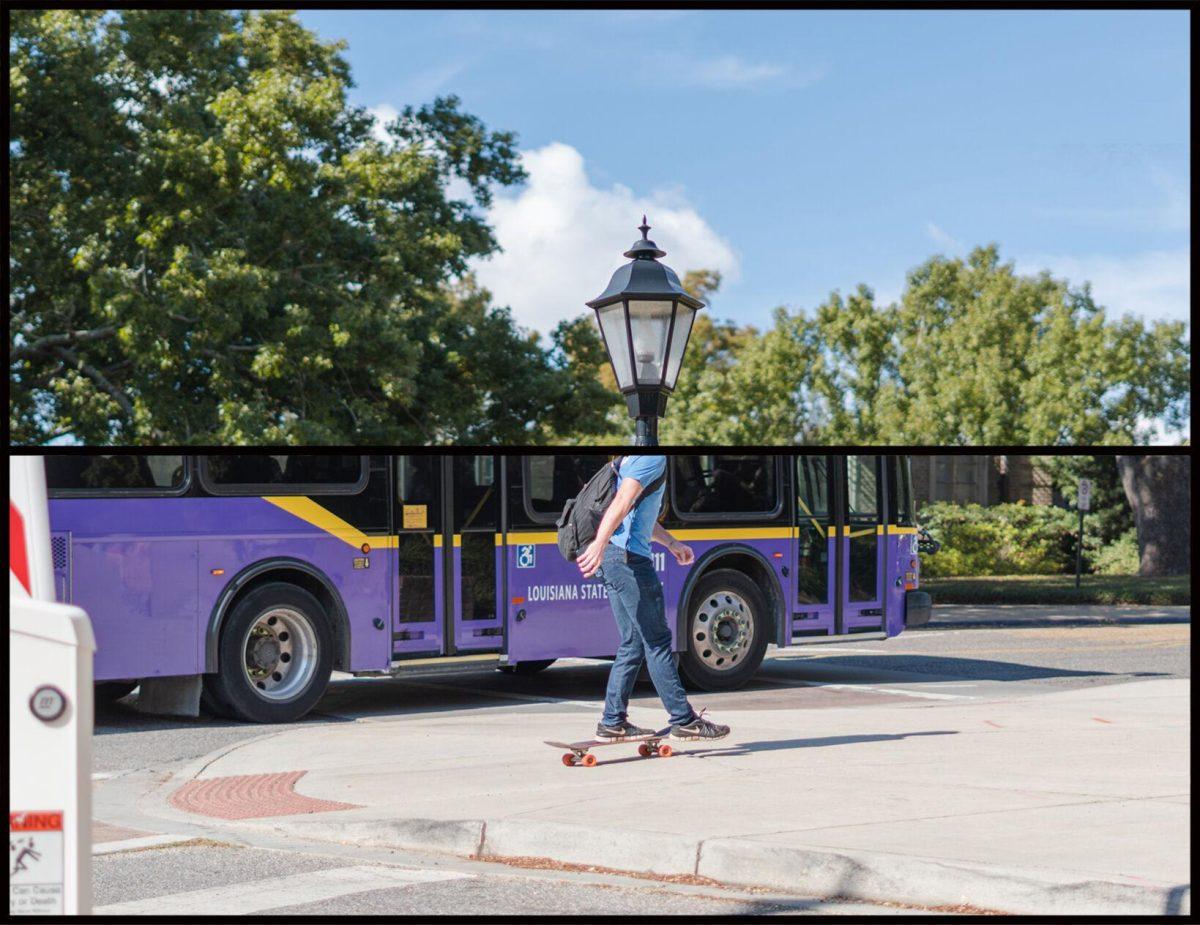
[586,217,705,445]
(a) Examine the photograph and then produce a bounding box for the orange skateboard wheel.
[582,753,598,767]
[637,743,652,757]
[562,753,577,767]
[657,743,673,757]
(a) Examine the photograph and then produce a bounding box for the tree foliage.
[656,247,1190,446]
[9,9,561,444]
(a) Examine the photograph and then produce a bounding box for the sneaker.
[596,719,653,739]
[671,709,730,741]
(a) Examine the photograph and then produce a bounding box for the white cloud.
[1017,249,1190,326]
[690,55,788,88]
[400,61,468,103]
[367,104,399,144]
[473,142,739,335]
[1034,168,1190,234]
[681,55,827,90]
[924,221,963,252]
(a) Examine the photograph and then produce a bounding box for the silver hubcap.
[241,606,318,702]
[692,590,754,671]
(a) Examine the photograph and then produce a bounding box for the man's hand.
[668,540,694,566]
[576,537,607,579]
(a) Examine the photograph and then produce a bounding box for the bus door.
[391,455,505,659]
[448,454,504,653]
[791,454,836,639]
[837,455,888,634]
[392,455,445,657]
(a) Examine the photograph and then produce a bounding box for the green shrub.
[916,501,1125,578]
[1087,528,1140,575]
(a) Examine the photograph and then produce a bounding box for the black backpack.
[555,457,666,562]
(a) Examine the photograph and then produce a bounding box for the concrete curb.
[233,814,486,858]
[259,813,1189,916]
[480,819,700,877]
[697,837,1191,917]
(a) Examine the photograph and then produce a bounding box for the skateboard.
[545,726,674,767]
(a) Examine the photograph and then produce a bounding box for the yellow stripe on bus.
[262,497,398,550]
[264,498,920,551]
[672,527,793,541]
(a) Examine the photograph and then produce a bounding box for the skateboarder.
[576,454,730,743]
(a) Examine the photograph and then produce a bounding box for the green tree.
[887,247,1189,444]
[541,314,626,443]
[660,270,772,444]
[9,9,531,444]
[659,247,1189,445]
[1036,455,1132,547]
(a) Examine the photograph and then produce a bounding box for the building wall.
[912,455,1054,508]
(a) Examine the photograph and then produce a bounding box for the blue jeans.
[596,544,694,727]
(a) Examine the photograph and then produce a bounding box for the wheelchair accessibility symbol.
[516,545,536,569]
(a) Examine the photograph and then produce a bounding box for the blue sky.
[298,9,1190,336]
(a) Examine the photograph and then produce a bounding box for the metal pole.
[1075,507,1084,589]
[634,415,659,447]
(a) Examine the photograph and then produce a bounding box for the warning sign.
[402,505,427,530]
[9,812,64,916]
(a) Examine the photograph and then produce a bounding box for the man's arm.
[575,477,643,578]
[652,521,695,566]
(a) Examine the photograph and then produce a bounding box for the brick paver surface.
[169,771,359,820]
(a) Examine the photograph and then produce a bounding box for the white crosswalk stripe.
[754,676,975,700]
[93,865,474,915]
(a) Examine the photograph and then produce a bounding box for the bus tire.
[498,659,556,675]
[95,681,138,703]
[678,569,769,692]
[204,583,333,723]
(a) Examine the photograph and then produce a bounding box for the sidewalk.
[927,603,1190,629]
[147,678,1190,915]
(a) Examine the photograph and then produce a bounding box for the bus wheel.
[679,569,769,692]
[204,583,333,723]
[95,681,137,703]
[498,659,556,675]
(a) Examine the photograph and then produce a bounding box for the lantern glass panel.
[663,303,696,389]
[596,303,633,389]
[628,299,675,385]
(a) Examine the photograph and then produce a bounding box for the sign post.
[1075,478,1092,590]
[10,457,94,916]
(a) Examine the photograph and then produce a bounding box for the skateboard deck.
[545,726,674,766]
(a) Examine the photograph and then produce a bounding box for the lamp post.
[586,217,705,446]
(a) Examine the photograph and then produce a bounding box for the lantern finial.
[623,216,666,260]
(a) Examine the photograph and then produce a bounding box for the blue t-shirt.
[609,455,667,557]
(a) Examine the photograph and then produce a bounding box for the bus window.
[396,455,440,625]
[795,455,830,605]
[672,455,778,518]
[888,456,916,526]
[456,455,497,622]
[200,455,367,494]
[46,454,186,495]
[454,455,496,531]
[523,455,610,523]
[846,455,880,603]
[396,455,440,529]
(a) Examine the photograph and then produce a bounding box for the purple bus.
[45,453,933,723]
